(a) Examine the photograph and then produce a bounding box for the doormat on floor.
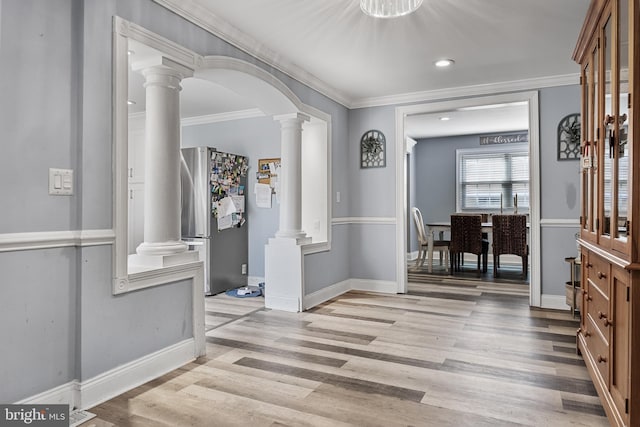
[226,285,262,298]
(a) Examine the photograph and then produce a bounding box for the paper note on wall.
[255,183,272,208]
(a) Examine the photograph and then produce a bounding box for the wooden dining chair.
[411,207,449,270]
[492,214,528,279]
[449,214,488,276]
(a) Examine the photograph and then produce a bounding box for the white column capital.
[274,112,310,126]
[131,56,194,81]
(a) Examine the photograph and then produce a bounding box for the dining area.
[411,207,529,281]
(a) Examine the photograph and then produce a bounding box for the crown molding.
[152,0,352,108]
[351,73,580,109]
[181,108,265,127]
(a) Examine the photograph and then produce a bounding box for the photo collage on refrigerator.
[210,151,249,230]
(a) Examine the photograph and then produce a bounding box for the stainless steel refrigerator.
[180,146,249,295]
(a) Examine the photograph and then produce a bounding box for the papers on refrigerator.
[217,196,237,217]
[217,214,233,230]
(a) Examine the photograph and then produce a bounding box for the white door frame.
[394,91,541,307]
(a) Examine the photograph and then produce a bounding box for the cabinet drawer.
[584,316,610,385]
[585,280,611,342]
[585,254,610,296]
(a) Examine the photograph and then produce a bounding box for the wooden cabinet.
[574,1,640,425]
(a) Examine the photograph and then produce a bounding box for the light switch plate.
[49,168,74,195]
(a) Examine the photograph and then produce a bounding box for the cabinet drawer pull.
[586,294,593,301]
[598,311,607,319]
[597,355,607,363]
[604,319,613,327]
[583,330,591,337]
[597,271,607,279]
[587,263,593,268]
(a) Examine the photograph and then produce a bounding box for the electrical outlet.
[241,263,247,275]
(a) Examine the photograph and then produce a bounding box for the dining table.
[424,220,530,273]
[424,221,493,273]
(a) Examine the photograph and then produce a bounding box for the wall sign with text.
[479,132,529,145]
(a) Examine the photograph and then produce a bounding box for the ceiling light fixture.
[435,59,455,68]
[439,116,450,121]
[360,0,423,18]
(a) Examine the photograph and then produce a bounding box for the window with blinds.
[456,146,529,211]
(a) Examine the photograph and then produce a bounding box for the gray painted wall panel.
[304,227,351,294]
[539,85,582,219]
[0,0,77,233]
[541,226,580,296]
[0,248,77,402]
[79,247,193,380]
[349,224,397,281]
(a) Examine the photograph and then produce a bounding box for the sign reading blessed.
[479,132,528,145]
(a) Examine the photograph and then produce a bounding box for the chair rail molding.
[0,229,115,252]
[332,217,396,225]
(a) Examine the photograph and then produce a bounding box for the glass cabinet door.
[603,15,613,238]
[615,0,629,241]
[591,42,599,236]
[582,63,591,234]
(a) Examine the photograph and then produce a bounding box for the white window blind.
[457,148,529,210]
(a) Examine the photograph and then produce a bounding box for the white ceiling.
[135,0,590,137]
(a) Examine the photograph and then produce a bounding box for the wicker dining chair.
[450,214,488,276]
[492,214,528,279]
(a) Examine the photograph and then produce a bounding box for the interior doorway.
[395,91,541,306]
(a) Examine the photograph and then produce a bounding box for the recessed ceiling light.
[127,100,136,105]
[439,116,450,121]
[435,59,454,68]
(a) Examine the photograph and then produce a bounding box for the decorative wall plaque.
[360,129,386,168]
[557,113,581,160]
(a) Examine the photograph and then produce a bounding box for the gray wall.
[346,106,397,282]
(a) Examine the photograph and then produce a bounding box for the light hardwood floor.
[85,277,608,426]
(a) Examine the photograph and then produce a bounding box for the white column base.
[129,250,198,269]
[136,240,188,256]
[264,237,308,312]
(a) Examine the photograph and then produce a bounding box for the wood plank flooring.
[85,277,608,426]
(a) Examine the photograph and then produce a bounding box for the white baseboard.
[541,294,569,311]
[303,278,398,310]
[350,278,398,294]
[264,294,300,312]
[16,381,76,408]
[76,338,196,410]
[247,276,265,286]
[303,279,351,310]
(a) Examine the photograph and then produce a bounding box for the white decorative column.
[274,113,310,238]
[264,112,310,312]
[131,57,197,267]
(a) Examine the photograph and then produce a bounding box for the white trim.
[302,241,331,255]
[303,278,398,310]
[264,293,301,312]
[247,276,265,286]
[331,217,396,225]
[181,108,265,127]
[540,218,580,227]
[349,279,398,294]
[16,381,75,407]
[303,279,351,310]
[75,339,196,410]
[0,230,115,253]
[353,74,578,109]
[541,294,570,311]
[395,91,542,305]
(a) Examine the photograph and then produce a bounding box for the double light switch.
[49,168,74,195]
